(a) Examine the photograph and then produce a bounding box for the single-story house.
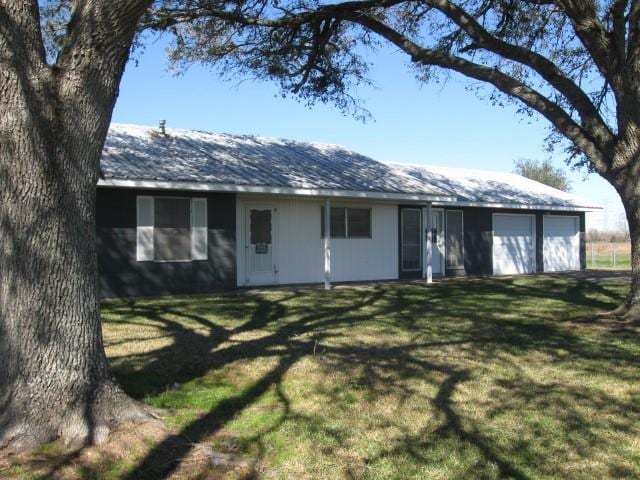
[96,123,600,298]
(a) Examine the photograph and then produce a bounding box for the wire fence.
[586,241,631,269]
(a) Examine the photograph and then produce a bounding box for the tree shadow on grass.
[98,276,639,479]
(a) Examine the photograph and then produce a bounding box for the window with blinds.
[136,196,208,262]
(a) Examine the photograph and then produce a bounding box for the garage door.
[493,214,535,275]
[543,216,580,272]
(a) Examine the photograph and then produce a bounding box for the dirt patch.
[0,420,257,479]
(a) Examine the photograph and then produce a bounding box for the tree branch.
[425,0,615,150]
[54,0,152,125]
[610,0,628,62]
[628,0,640,74]
[343,11,612,173]
[557,0,619,87]
[0,1,47,71]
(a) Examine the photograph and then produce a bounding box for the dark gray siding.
[447,207,493,276]
[579,212,586,269]
[96,188,236,298]
[442,207,586,277]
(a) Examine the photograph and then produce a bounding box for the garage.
[543,216,580,272]
[493,214,535,275]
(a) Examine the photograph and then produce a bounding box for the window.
[250,209,272,244]
[154,198,191,261]
[136,196,208,262]
[321,206,371,238]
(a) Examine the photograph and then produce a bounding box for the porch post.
[424,202,433,283]
[324,198,331,289]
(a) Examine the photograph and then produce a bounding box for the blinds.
[136,196,208,262]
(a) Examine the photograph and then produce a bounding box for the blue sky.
[112,36,625,230]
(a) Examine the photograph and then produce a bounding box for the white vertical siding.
[237,196,399,286]
[330,204,398,282]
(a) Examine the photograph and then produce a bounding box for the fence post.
[613,242,616,268]
[591,243,595,267]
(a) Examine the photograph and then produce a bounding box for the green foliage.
[513,158,572,192]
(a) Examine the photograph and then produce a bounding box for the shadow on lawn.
[97,276,636,479]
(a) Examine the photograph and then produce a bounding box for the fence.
[586,241,631,269]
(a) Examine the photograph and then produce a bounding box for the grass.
[586,242,632,269]
[3,274,640,479]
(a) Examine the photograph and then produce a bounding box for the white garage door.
[493,214,535,275]
[543,216,580,272]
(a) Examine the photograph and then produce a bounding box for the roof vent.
[159,119,166,136]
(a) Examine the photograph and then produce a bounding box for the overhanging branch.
[344,11,612,173]
[558,0,619,87]
[425,0,615,150]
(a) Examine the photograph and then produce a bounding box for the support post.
[324,198,331,289]
[612,242,616,268]
[424,202,433,284]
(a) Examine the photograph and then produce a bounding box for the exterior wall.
[579,212,586,269]
[441,206,586,276]
[96,187,588,297]
[236,196,399,286]
[448,207,493,276]
[96,188,236,297]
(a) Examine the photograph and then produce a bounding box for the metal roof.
[99,124,451,200]
[390,163,600,210]
[99,124,598,210]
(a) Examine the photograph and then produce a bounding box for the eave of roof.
[390,162,601,212]
[97,178,455,202]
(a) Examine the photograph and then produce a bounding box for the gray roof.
[100,124,450,198]
[390,164,600,210]
[100,124,598,210]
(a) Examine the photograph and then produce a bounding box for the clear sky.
[112,36,626,231]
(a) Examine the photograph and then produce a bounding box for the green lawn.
[5,275,640,479]
[586,242,632,270]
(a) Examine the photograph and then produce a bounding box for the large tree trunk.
[0,124,152,452]
[618,172,640,319]
[0,0,153,452]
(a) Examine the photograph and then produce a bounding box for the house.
[96,124,600,298]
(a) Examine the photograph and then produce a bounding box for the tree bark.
[0,121,154,452]
[0,0,154,452]
[616,167,640,319]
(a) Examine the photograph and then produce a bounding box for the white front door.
[493,214,535,275]
[431,210,444,275]
[543,216,580,272]
[245,205,278,284]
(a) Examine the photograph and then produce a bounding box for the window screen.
[154,198,191,261]
[320,207,347,238]
[401,209,422,271]
[250,209,272,244]
[446,210,464,269]
[347,208,371,237]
